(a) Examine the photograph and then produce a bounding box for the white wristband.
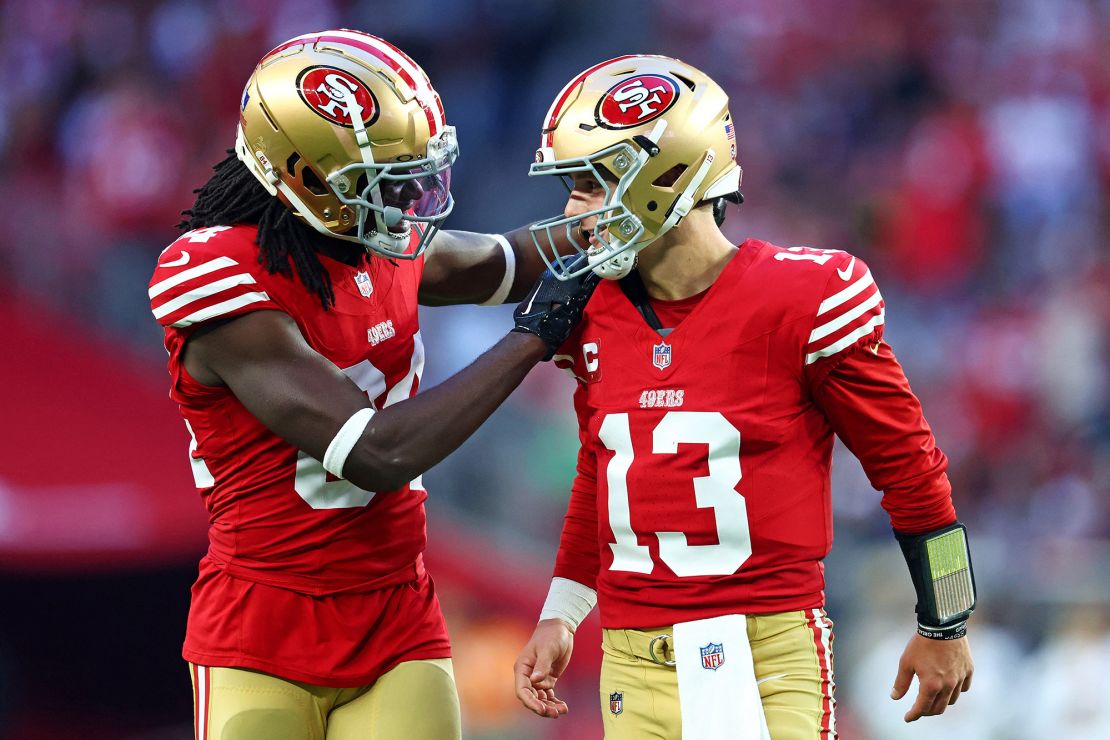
[322,408,375,478]
[478,233,516,306]
[539,577,597,630]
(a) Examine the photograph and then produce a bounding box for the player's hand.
[513,618,575,719]
[890,632,973,722]
[512,255,600,360]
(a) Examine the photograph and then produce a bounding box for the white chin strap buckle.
[592,250,635,280]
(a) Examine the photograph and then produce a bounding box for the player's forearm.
[504,224,581,301]
[343,331,546,490]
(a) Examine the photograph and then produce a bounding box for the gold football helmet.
[236,29,457,259]
[530,55,742,279]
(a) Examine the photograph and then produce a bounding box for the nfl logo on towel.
[355,271,373,298]
[609,691,623,716]
[700,642,725,670]
[652,341,672,370]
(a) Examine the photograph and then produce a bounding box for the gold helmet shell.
[236,29,457,259]
[530,55,741,279]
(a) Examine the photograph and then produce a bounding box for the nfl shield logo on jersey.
[700,642,725,670]
[609,691,624,716]
[354,271,373,298]
[652,341,672,370]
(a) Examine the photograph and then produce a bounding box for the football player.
[149,31,597,740]
[513,55,976,739]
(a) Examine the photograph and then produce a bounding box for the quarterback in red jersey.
[513,56,976,738]
[150,30,596,740]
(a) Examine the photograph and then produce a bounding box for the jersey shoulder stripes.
[148,225,280,330]
[799,249,885,367]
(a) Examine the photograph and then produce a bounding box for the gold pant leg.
[326,658,461,740]
[597,611,835,740]
[192,663,330,740]
[599,628,680,740]
[750,610,836,739]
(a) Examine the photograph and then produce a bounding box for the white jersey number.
[294,334,425,509]
[185,333,425,510]
[598,411,751,577]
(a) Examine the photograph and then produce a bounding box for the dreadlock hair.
[179,150,337,309]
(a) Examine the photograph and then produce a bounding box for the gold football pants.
[188,659,461,740]
[600,610,835,739]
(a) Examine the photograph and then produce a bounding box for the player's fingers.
[926,687,952,716]
[542,688,569,715]
[947,684,962,706]
[539,688,569,717]
[904,685,941,722]
[890,662,914,700]
[514,684,547,716]
[513,659,536,691]
[530,651,559,689]
[961,670,973,692]
[514,660,551,716]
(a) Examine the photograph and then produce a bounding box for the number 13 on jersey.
[598,411,752,577]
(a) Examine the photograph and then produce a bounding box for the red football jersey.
[149,225,448,684]
[552,239,956,628]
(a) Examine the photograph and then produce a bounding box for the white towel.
[673,613,771,739]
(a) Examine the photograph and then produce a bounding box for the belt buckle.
[648,633,676,666]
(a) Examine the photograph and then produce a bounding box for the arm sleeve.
[551,384,602,589]
[810,339,957,533]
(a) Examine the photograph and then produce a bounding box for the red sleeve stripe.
[816,269,874,316]
[152,273,261,319]
[809,289,882,343]
[805,309,885,365]
[149,256,238,299]
[169,292,273,328]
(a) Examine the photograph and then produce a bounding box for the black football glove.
[512,257,600,360]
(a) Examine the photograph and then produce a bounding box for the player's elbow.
[344,434,422,493]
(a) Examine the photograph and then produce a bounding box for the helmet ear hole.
[652,164,688,188]
[300,166,328,195]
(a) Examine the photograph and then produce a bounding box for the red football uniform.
[149,225,449,685]
[552,239,956,628]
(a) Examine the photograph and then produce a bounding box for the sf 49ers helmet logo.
[297,66,379,128]
[596,74,680,129]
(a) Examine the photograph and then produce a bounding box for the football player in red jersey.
[149,31,597,740]
[512,56,976,738]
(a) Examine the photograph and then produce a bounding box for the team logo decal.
[609,690,624,716]
[297,66,379,128]
[596,74,680,129]
[354,270,373,297]
[700,642,725,671]
[652,340,672,370]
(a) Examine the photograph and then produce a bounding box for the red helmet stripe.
[542,55,639,147]
[259,31,441,136]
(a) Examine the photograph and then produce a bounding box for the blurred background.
[2,0,1108,737]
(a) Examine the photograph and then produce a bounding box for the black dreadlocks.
[179,150,337,309]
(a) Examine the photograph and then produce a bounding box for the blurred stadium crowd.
[2,0,1109,737]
